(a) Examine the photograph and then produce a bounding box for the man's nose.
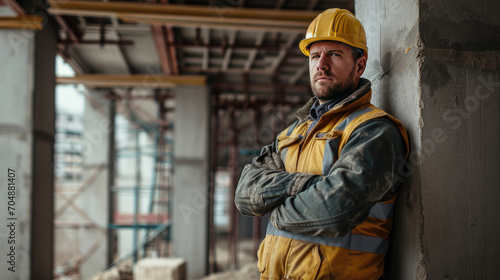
[316,54,330,71]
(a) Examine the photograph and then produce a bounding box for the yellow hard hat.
[299,8,368,59]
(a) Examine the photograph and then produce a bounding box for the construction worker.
[235,8,410,280]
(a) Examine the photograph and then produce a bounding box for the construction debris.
[134,258,186,280]
[88,260,133,280]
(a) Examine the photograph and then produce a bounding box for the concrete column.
[0,20,57,279]
[80,90,111,280]
[0,28,36,280]
[357,0,500,279]
[418,1,500,279]
[172,86,210,279]
[356,1,424,279]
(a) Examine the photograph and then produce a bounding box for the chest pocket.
[314,130,343,176]
[277,134,303,170]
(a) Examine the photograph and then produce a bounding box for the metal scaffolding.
[208,83,309,271]
[108,91,174,267]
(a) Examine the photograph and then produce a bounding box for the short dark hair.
[349,45,364,61]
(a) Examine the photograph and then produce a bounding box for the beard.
[310,67,357,102]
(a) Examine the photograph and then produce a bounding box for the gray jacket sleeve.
[234,144,322,217]
[269,118,407,237]
[235,118,407,237]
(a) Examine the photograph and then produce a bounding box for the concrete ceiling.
[47,0,354,99]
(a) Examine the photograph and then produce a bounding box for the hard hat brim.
[299,37,368,59]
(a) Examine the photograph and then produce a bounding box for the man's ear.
[356,56,367,78]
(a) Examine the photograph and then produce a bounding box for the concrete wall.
[0,21,57,279]
[172,86,210,279]
[0,29,35,280]
[419,1,500,279]
[357,0,500,279]
[356,0,426,278]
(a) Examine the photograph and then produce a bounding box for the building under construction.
[0,0,499,279]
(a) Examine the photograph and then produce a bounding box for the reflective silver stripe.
[266,222,389,254]
[351,233,389,255]
[322,137,341,175]
[369,202,394,220]
[335,107,373,131]
[286,120,299,136]
[319,107,373,175]
[281,147,289,164]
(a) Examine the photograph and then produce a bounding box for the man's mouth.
[316,76,332,82]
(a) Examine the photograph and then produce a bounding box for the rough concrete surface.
[356,0,425,279]
[418,1,500,279]
[358,0,500,279]
[420,0,500,51]
[0,29,35,280]
[420,53,500,280]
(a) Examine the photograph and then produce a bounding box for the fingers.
[252,145,285,171]
[263,154,285,171]
[272,153,284,171]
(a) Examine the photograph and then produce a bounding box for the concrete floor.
[87,238,260,280]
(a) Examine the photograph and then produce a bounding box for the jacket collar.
[296,78,372,122]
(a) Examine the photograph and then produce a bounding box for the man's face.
[309,41,366,104]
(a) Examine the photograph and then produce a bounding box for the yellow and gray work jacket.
[235,78,410,280]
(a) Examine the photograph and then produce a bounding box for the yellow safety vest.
[258,90,409,280]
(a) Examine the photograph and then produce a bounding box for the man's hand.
[235,143,318,217]
[252,145,285,171]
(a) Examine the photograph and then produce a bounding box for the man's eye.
[311,55,320,59]
[330,53,341,57]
